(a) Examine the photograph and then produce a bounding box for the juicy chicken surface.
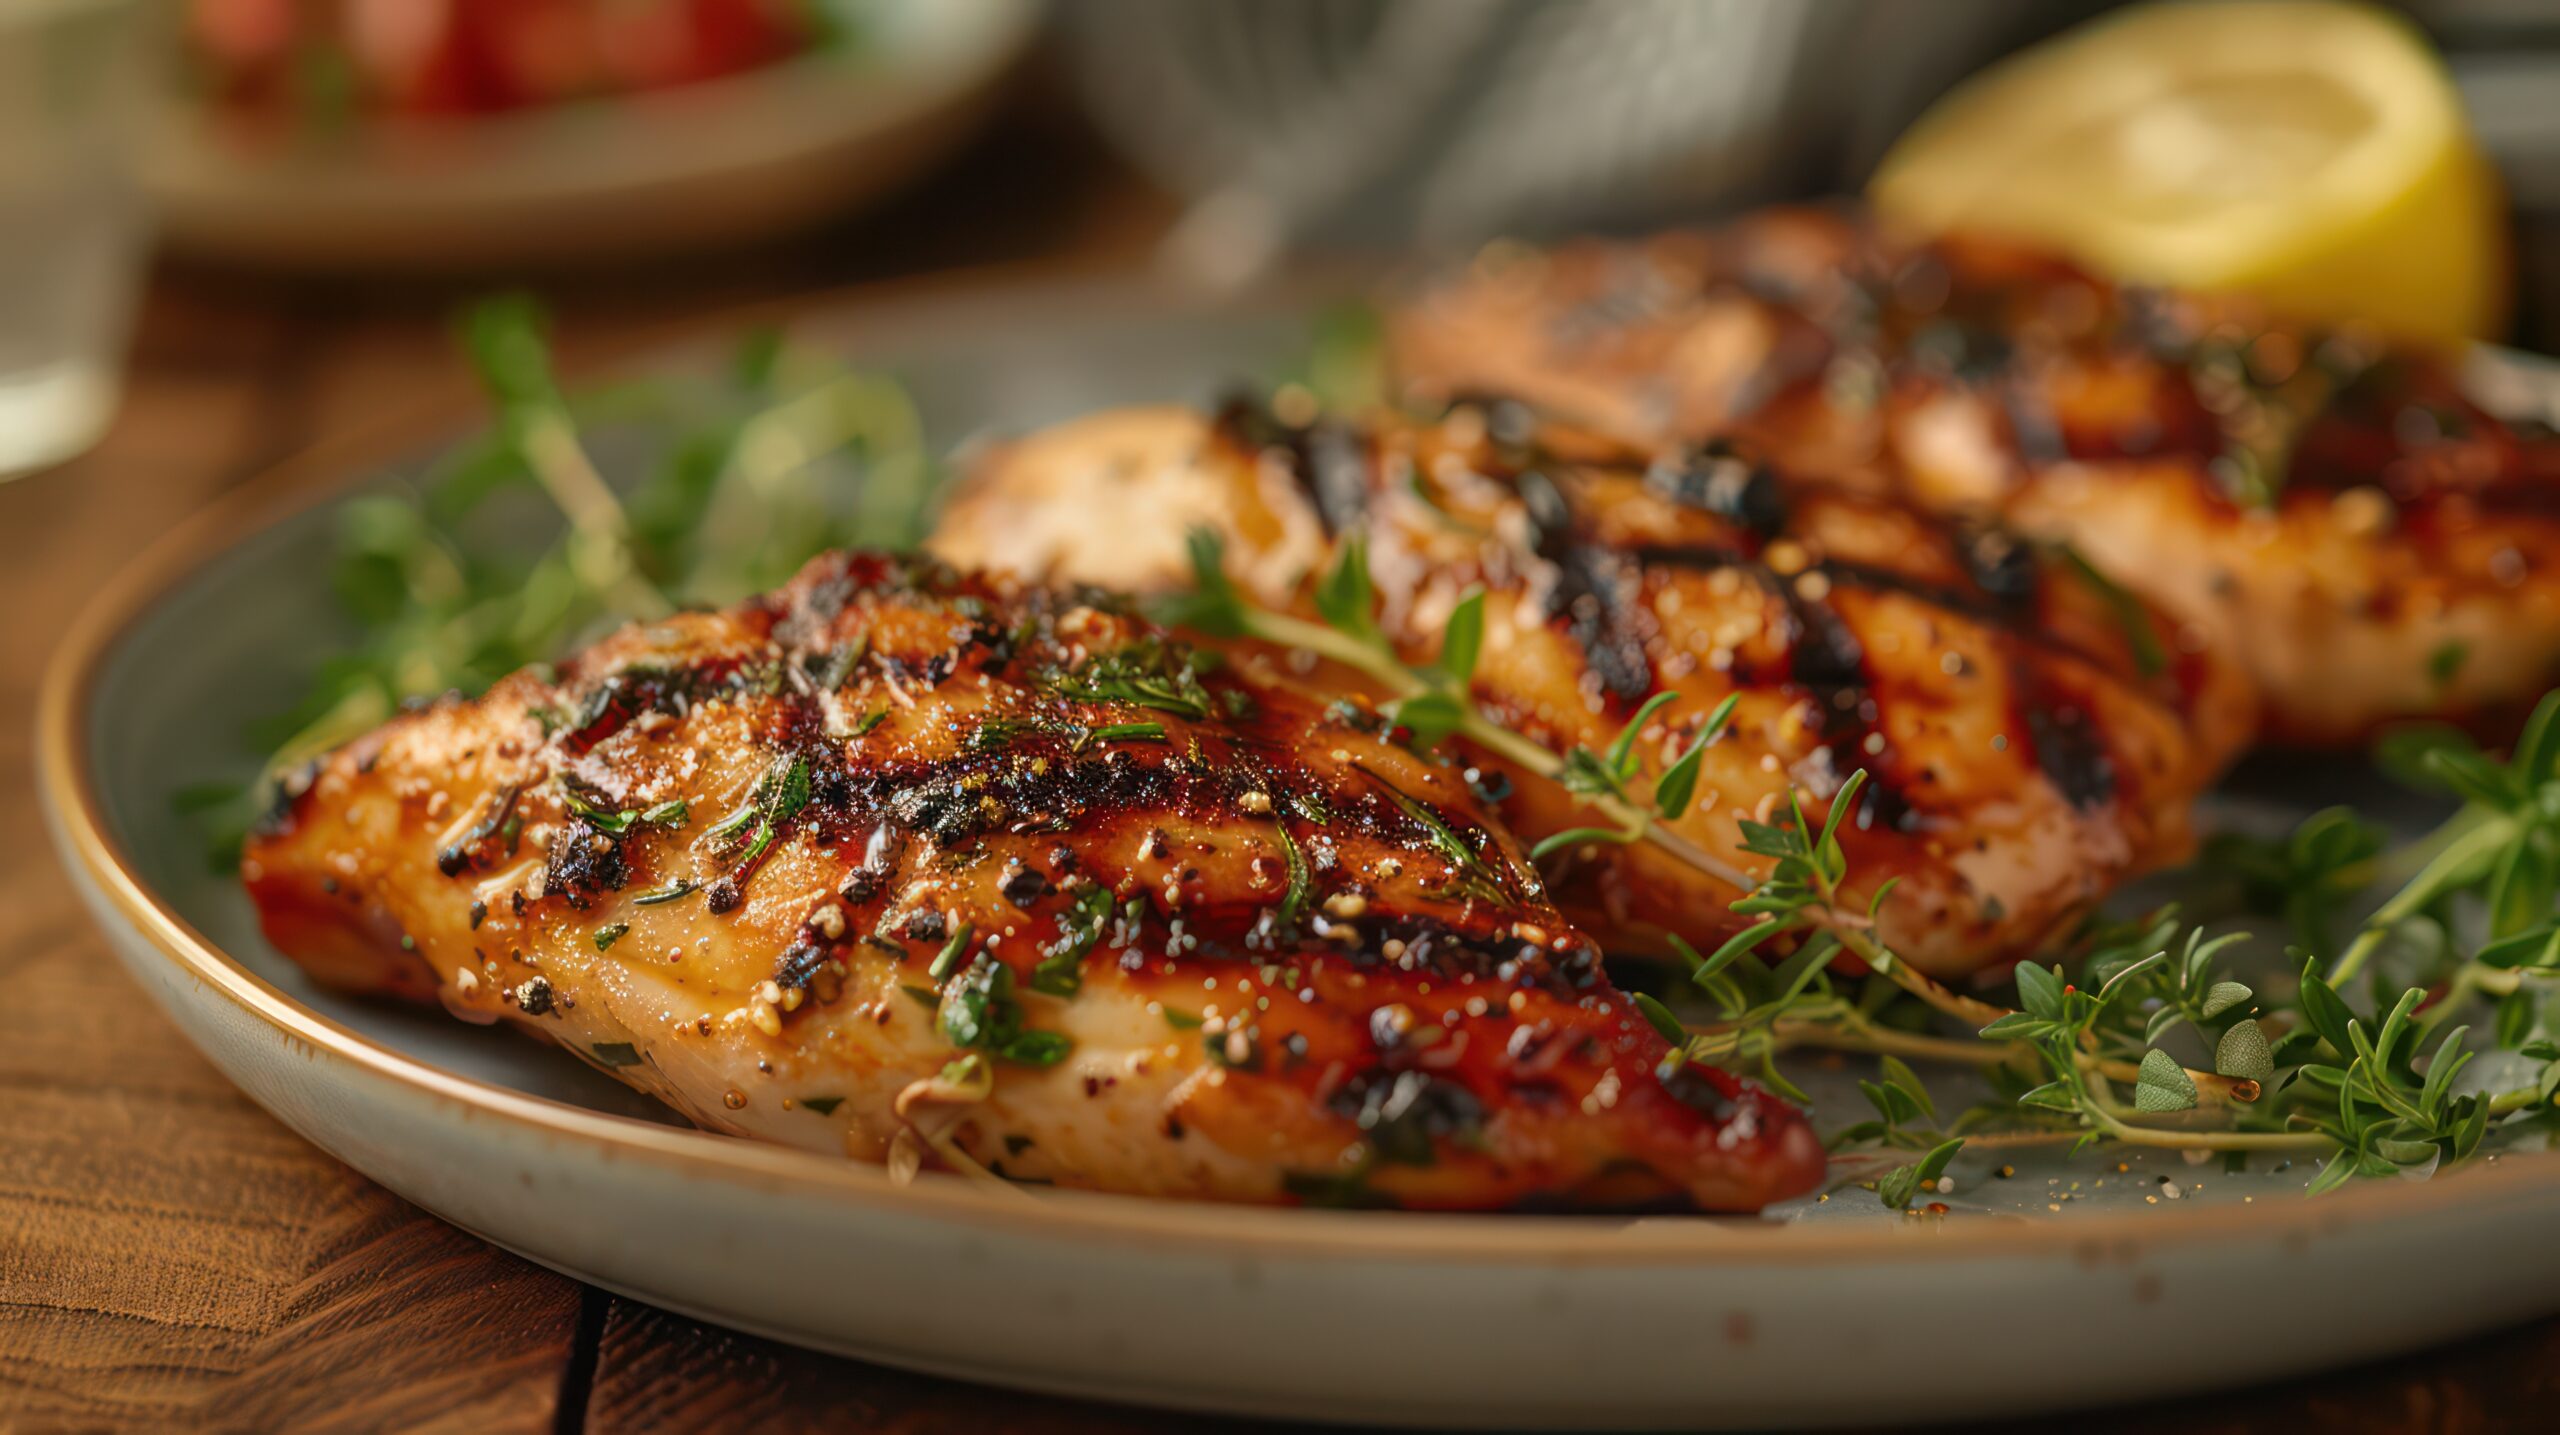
[243,553,1822,1212]
[1388,206,2560,746]
[931,403,2250,979]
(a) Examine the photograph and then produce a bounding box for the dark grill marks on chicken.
[931,403,2252,978]
[1516,467,1656,709]
[1385,204,2560,746]
[1213,395,1372,537]
[243,552,1823,1211]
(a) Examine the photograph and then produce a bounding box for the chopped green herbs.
[706,752,813,871]
[938,954,1073,1067]
[1041,637,1220,719]
[593,922,629,951]
[560,786,690,838]
[1081,721,1168,747]
[927,920,976,983]
[1272,819,1312,927]
[1356,765,1511,906]
[1029,887,1114,998]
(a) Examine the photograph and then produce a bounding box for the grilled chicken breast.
[931,402,2249,979]
[243,553,1822,1211]
[1388,206,2560,746]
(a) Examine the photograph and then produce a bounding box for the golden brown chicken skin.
[932,403,2249,980]
[1388,205,2560,747]
[243,552,1822,1212]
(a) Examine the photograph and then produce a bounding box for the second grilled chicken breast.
[243,553,1820,1211]
[932,402,2251,979]
[1388,206,2560,746]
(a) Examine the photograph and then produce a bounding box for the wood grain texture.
[3,84,2556,1435]
[0,270,588,1435]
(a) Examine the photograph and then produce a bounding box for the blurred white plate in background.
[144,0,1038,271]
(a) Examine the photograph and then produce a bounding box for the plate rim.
[146,0,1040,199]
[38,268,2560,1269]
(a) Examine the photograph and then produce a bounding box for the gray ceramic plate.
[39,272,2560,1429]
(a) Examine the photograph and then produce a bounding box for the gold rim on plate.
[35,273,2560,1267]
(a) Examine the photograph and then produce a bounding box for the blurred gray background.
[1060,0,2560,341]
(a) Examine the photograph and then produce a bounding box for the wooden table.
[5,98,2557,1435]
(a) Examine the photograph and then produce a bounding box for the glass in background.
[0,0,157,480]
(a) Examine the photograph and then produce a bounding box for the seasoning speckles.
[239,549,1824,1212]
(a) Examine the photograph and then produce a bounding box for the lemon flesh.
[1870,0,2505,346]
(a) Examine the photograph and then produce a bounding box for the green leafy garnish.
[939,954,1073,1067]
[178,297,936,872]
[927,920,976,983]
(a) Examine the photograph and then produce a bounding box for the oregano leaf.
[2215,1017,2274,1083]
[2199,980,2254,1019]
[1437,585,1485,684]
[2017,1079,2078,1112]
[2134,1048,2200,1113]
[2013,961,2066,1022]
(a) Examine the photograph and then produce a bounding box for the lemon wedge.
[1869,0,2506,345]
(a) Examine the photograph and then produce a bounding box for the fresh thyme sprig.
[1163,528,1759,896]
[182,298,938,864]
[1169,515,2560,1195]
[2325,700,2560,991]
[1666,745,2560,1193]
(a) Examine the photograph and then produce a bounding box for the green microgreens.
[182,298,938,868]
